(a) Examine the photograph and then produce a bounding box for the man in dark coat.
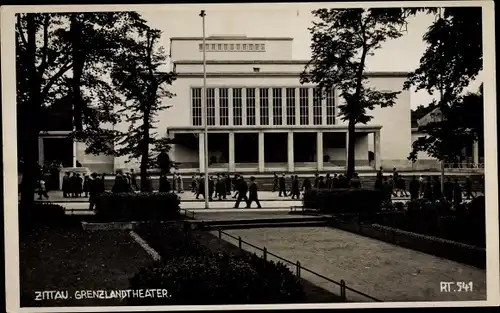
[465,177,474,199]
[382,176,393,202]
[409,175,420,200]
[130,169,139,191]
[62,172,70,198]
[216,175,226,200]
[234,176,249,208]
[332,173,339,189]
[349,173,361,189]
[325,173,333,190]
[208,176,215,201]
[313,173,320,188]
[225,174,231,195]
[159,173,171,192]
[88,173,105,211]
[453,178,463,208]
[443,177,454,202]
[196,174,205,199]
[302,177,312,193]
[290,175,300,199]
[278,173,287,197]
[246,176,262,208]
[318,176,327,189]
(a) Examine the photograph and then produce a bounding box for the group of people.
[374,167,480,206]
[190,173,261,208]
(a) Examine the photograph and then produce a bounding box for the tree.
[409,86,483,162]
[404,7,483,162]
[16,12,146,203]
[110,24,176,191]
[300,8,407,179]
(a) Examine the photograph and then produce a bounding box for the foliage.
[15,12,147,202]
[303,188,382,213]
[94,192,180,221]
[404,7,483,161]
[300,8,407,178]
[109,24,176,188]
[129,224,305,305]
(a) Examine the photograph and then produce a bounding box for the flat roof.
[170,36,293,41]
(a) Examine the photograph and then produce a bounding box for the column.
[374,130,381,170]
[308,87,313,125]
[295,87,300,125]
[38,137,44,166]
[288,131,294,172]
[317,132,324,171]
[258,132,265,172]
[345,131,349,170]
[198,133,206,173]
[473,141,479,167]
[321,95,327,125]
[228,132,235,172]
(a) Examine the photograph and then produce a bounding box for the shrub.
[129,253,304,305]
[94,192,180,222]
[303,188,382,214]
[19,202,66,228]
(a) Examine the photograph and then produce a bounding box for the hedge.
[94,192,181,222]
[303,188,382,214]
[129,223,305,305]
[19,202,66,228]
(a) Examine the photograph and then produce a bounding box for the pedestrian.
[272,172,278,192]
[444,177,454,202]
[62,172,70,198]
[37,179,49,200]
[398,176,408,197]
[176,174,184,193]
[88,173,104,211]
[216,175,226,200]
[246,176,262,208]
[349,173,361,189]
[318,176,327,189]
[465,177,474,199]
[409,175,420,200]
[232,174,239,198]
[419,175,425,198]
[76,173,84,197]
[234,176,249,208]
[225,173,232,195]
[191,175,197,193]
[159,173,171,192]
[278,173,287,197]
[326,173,333,190]
[130,169,139,191]
[453,178,463,208]
[313,173,320,188]
[83,174,90,197]
[302,177,312,193]
[382,176,392,203]
[208,176,215,201]
[332,173,339,189]
[291,175,300,199]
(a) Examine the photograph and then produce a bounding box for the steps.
[190,217,329,230]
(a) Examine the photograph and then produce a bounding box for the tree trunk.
[70,14,84,132]
[20,14,41,205]
[140,111,150,192]
[346,119,356,180]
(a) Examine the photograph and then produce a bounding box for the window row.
[191,87,335,126]
[198,43,266,52]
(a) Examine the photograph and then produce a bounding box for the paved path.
[219,227,486,302]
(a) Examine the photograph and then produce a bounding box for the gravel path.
[218,227,486,302]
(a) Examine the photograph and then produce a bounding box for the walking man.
[234,176,249,208]
[246,176,262,208]
[278,173,287,197]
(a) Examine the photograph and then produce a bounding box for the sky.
[138,3,484,110]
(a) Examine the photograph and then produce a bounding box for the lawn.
[20,225,155,307]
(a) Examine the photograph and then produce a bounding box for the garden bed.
[19,224,155,307]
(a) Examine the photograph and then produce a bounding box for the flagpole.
[200,10,209,209]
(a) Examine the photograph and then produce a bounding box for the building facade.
[37,35,454,174]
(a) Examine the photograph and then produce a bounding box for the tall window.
[272,88,282,125]
[326,89,335,125]
[246,88,256,125]
[192,88,202,126]
[313,88,322,125]
[219,88,229,126]
[299,88,309,125]
[260,88,269,125]
[286,88,296,125]
[207,88,215,126]
[233,88,243,126]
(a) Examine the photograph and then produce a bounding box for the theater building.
[161,35,421,174]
